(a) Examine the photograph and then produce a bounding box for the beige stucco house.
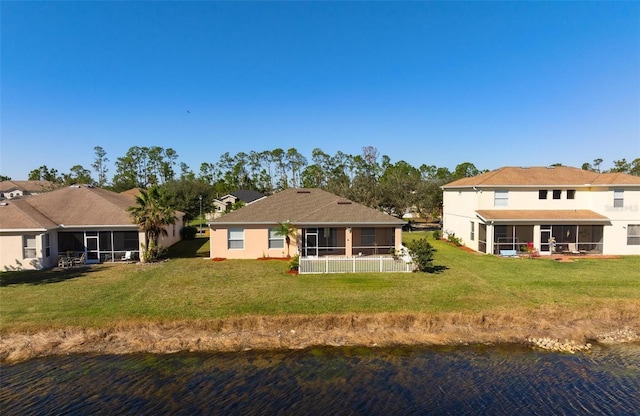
[0,185,184,271]
[441,166,640,256]
[208,188,405,260]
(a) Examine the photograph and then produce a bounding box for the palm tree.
[127,186,176,261]
[274,221,296,258]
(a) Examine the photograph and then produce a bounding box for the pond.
[1,344,639,415]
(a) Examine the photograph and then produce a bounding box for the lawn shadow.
[0,265,105,287]
[425,264,449,273]
[165,237,209,258]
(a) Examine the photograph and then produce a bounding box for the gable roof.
[0,185,138,230]
[443,166,640,188]
[0,180,57,193]
[210,188,405,226]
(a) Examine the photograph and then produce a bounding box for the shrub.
[432,230,441,240]
[180,226,198,240]
[288,254,300,271]
[405,237,436,272]
[448,233,462,247]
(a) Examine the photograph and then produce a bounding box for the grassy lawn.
[1,233,639,333]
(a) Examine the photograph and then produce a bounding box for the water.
[1,344,639,415]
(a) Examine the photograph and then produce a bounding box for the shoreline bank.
[2,311,639,363]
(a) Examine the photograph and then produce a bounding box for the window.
[628,225,640,245]
[228,228,244,249]
[23,235,37,259]
[614,189,624,208]
[361,228,376,246]
[44,233,50,257]
[553,190,561,199]
[567,190,576,200]
[539,190,548,200]
[268,228,284,249]
[494,190,508,206]
[470,222,475,241]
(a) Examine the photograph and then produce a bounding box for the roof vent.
[296,190,311,194]
[337,200,352,205]
[0,202,8,206]
[70,184,81,188]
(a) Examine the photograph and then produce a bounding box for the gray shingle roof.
[210,188,405,226]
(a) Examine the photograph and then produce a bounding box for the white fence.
[299,256,415,274]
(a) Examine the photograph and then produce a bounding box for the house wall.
[157,215,184,249]
[210,225,299,259]
[0,231,58,271]
[442,189,479,250]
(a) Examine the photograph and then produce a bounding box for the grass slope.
[1,233,639,333]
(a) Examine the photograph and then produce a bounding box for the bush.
[288,254,299,271]
[448,233,462,247]
[405,238,436,272]
[180,226,198,240]
[432,230,441,240]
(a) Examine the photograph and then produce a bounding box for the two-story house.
[441,166,640,256]
[208,190,266,220]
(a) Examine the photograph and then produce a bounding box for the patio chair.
[72,253,85,266]
[566,243,581,255]
[121,251,132,261]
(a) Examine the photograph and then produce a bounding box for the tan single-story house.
[0,185,184,271]
[442,166,640,256]
[208,188,406,259]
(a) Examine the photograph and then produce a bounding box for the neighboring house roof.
[0,185,138,230]
[442,166,640,188]
[210,188,405,226]
[476,209,610,223]
[0,180,57,194]
[120,188,143,197]
[230,190,266,204]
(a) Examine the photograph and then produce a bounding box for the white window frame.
[268,228,285,249]
[228,228,244,249]
[627,225,640,246]
[494,190,508,207]
[23,235,37,259]
[470,221,475,241]
[613,189,624,208]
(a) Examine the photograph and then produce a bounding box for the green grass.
[1,232,639,333]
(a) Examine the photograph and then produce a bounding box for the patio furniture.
[72,253,85,266]
[58,256,73,268]
[121,251,132,261]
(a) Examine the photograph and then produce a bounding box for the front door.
[305,230,318,257]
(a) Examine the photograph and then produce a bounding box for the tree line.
[5,146,638,220]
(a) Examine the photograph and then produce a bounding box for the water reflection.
[1,344,639,415]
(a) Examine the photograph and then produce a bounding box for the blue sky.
[2,1,639,180]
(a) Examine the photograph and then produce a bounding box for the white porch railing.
[299,256,415,274]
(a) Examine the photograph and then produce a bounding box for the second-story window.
[553,190,561,199]
[614,189,624,208]
[539,190,548,200]
[567,190,576,199]
[494,190,508,207]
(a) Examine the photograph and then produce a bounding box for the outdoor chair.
[121,251,132,261]
[72,253,85,266]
